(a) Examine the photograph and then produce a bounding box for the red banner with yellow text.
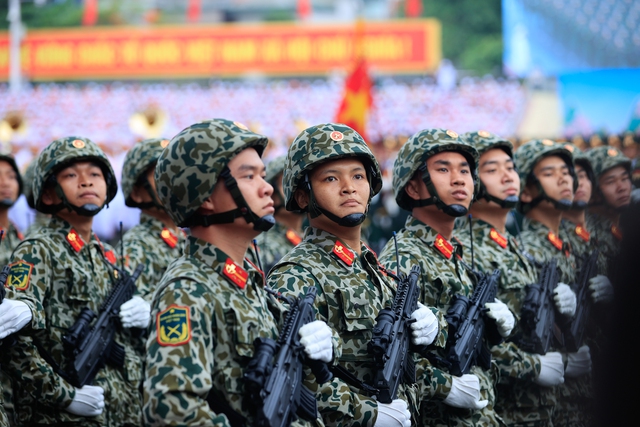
[0,20,440,81]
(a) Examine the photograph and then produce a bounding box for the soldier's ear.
[405,175,429,201]
[197,194,216,215]
[294,188,309,210]
[41,186,59,206]
[130,185,145,204]
[520,186,533,203]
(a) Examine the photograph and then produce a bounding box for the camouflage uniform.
[455,132,555,426]
[583,146,632,270]
[268,124,431,427]
[0,151,24,266]
[120,138,186,302]
[379,128,504,427]
[22,159,50,239]
[1,137,142,426]
[514,141,589,427]
[144,119,322,426]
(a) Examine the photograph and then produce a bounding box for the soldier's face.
[478,149,520,203]
[425,151,474,207]
[131,166,159,205]
[574,165,592,204]
[301,158,369,219]
[48,161,107,207]
[598,165,631,209]
[211,148,274,221]
[0,160,19,204]
[531,155,574,202]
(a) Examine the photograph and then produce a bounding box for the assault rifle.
[368,264,422,403]
[563,250,599,352]
[444,268,501,376]
[518,259,559,354]
[62,263,144,387]
[244,286,333,427]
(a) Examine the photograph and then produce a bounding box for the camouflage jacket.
[23,213,50,239]
[249,222,303,274]
[268,227,425,427]
[561,218,608,276]
[143,235,320,427]
[2,216,142,426]
[0,222,23,267]
[379,216,504,427]
[121,213,186,301]
[585,212,622,273]
[455,218,557,425]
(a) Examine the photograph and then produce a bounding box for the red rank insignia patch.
[332,241,355,266]
[223,258,248,289]
[285,229,302,246]
[575,225,590,242]
[434,234,453,259]
[489,228,508,249]
[7,260,34,291]
[611,225,622,241]
[547,231,563,251]
[161,228,178,249]
[104,250,117,265]
[156,305,191,347]
[66,229,84,252]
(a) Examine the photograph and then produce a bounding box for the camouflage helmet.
[563,142,595,210]
[155,119,268,227]
[265,155,287,184]
[393,128,479,213]
[514,139,577,213]
[460,130,516,208]
[121,137,170,208]
[33,136,117,214]
[283,123,382,213]
[22,159,37,209]
[584,146,631,179]
[0,151,23,207]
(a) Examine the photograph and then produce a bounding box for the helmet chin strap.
[571,200,588,210]
[189,167,275,231]
[411,164,470,218]
[478,183,519,209]
[135,178,167,211]
[0,199,16,208]
[305,175,368,227]
[521,180,572,213]
[49,183,105,217]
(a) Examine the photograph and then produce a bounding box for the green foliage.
[0,0,84,29]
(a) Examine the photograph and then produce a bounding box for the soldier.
[378,128,514,426]
[0,151,24,266]
[455,131,566,426]
[0,136,147,426]
[513,139,591,427]
[143,119,332,426]
[584,146,632,269]
[251,155,305,273]
[120,137,186,302]
[268,123,442,427]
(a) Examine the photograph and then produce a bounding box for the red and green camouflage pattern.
[121,137,170,208]
[282,123,382,212]
[154,119,268,227]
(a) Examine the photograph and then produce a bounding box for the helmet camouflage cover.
[265,155,287,184]
[514,139,577,191]
[460,130,514,158]
[155,118,268,227]
[33,136,117,213]
[121,137,170,207]
[584,145,631,179]
[283,123,382,212]
[562,142,595,184]
[393,128,479,211]
[0,151,23,198]
[22,159,37,209]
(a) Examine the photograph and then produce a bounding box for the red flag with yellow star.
[334,59,372,141]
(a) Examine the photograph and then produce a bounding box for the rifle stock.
[563,250,599,352]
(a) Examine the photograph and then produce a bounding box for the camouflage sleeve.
[268,264,378,427]
[143,279,230,427]
[122,234,157,301]
[490,342,541,383]
[414,356,454,401]
[5,240,76,407]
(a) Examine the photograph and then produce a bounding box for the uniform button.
[354,303,360,310]
[508,269,512,274]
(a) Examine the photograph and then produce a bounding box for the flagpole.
[8,0,23,95]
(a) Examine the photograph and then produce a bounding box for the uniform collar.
[404,215,462,260]
[523,218,570,256]
[303,226,377,269]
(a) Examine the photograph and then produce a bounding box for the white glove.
[589,275,614,304]
[375,399,411,427]
[410,302,439,346]
[553,283,577,317]
[0,299,33,339]
[65,385,105,417]
[443,374,488,410]
[119,296,150,329]
[484,298,515,338]
[534,352,564,387]
[299,320,333,363]
[565,345,591,378]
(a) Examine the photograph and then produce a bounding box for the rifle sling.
[330,364,379,397]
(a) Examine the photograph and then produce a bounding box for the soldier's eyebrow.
[433,159,470,167]
[538,164,568,173]
[236,164,265,173]
[480,158,514,168]
[318,166,365,175]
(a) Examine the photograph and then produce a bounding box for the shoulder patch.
[161,228,179,249]
[575,225,590,242]
[156,305,191,346]
[223,258,248,289]
[285,229,302,246]
[489,228,508,249]
[8,260,34,291]
[105,250,117,265]
[332,241,354,266]
[66,229,85,252]
[434,234,454,260]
